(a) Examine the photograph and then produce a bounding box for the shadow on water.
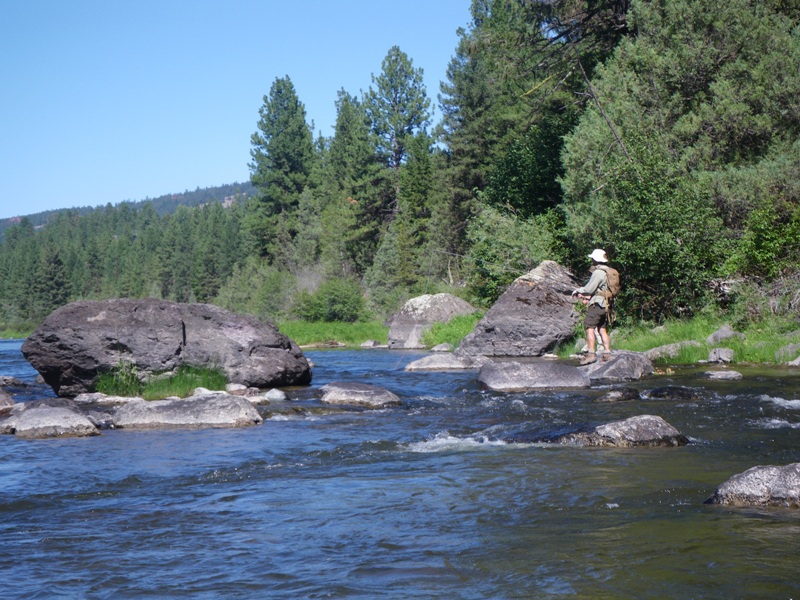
[1,343,800,598]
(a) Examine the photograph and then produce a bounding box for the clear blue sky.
[0,0,471,219]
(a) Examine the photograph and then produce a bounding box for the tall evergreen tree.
[247,76,316,261]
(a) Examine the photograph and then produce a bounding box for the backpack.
[598,265,621,301]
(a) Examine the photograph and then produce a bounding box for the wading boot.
[602,351,612,362]
[580,352,597,366]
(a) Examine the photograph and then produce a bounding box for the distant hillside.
[0,181,254,239]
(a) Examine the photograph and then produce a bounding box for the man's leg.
[581,326,598,365]
[599,326,612,361]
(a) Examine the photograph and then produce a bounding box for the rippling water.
[2,340,800,598]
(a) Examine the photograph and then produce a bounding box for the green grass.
[576,315,800,364]
[421,311,484,348]
[277,320,388,347]
[95,362,229,400]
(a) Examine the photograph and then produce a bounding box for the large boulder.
[705,463,800,508]
[388,293,476,349]
[478,360,590,391]
[579,351,654,383]
[112,393,263,429]
[405,353,489,371]
[21,299,312,397]
[456,261,581,357]
[555,415,688,448]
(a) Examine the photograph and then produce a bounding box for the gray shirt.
[577,267,608,308]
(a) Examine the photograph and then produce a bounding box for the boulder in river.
[21,298,312,397]
[405,353,489,371]
[705,463,800,508]
[555,414,688,448]
[579,351,654,383]
[112,393,263,429]
[456,260,581,358]
[0,388,14,416]
[320,381,402,409]
[7,406,100,439]
[388,293,476,349]
[478,360,591,391]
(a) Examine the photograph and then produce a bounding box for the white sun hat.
[588,249,608,263]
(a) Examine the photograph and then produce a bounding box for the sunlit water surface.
[1,339,800,598]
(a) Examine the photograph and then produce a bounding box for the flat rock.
[320,382,401,408]
[388,294,476,349]
[11,406,100,439]
[405,353,489,371]
[645,340,702,361]
[555,414,688,448]
[579,351,654,383]
[705,463,800,507]
[22,298,311,397]
[112,393,263,429]
[478,360,590,391]
[456,260,581,357]
[704,370,743,380]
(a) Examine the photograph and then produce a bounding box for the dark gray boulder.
[456,261,581,358]
[555,414,688,448]
[21,298,311,397]
[112,393,263,429]
[477,360,590,391]
[388,293,476,349]
[579,351,654,383]
[320,381,401,408]
[705,463,800,508]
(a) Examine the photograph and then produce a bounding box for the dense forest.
[2,0,799,333]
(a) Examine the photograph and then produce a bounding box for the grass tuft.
[421,312,484,348]
[278,320,388,347]
[95,362,228,400]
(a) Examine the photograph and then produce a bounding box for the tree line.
[2,0,799,332]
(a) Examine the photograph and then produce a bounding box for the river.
[1,338,799,598]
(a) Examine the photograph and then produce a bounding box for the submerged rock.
[704,370,743,380]
[706,463,800,508]
[596,387,641,402]
[645,386,703,402]
[555,415,688,448]
[478,360,590,391]
[320,382,401,409]
[113,393,263,429]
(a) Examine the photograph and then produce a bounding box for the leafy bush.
[95,361,142,397]
[95,362,228,399]
[293,277,366,322]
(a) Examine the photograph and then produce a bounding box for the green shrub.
[294,278,366,322]
[95,360,142,397]
[95,362,228,399]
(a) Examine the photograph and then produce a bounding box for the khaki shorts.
[584,304,608,329]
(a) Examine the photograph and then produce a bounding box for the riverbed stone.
[478,360,591,391]
[112,393,263,429]
[388,293,476,349]
[0,389,14,415]
[21,298,312,397]
[645,341,702,361]
[776,343,800,363]
[11,406,100,439]
[708,347,734,363]
[431,343,454,352]
[707,325,745,345]
[456,260,581,358]
[320,381,401,408]
[704,370,743,380]
[555,414,688,448]
[596,387,641,402]
[405,353,489,371]
[705,463,800,508]
[579,351,654,383]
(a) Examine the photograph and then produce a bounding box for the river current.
[1,338,800,598]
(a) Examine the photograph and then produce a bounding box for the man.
[572,248,612,365]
